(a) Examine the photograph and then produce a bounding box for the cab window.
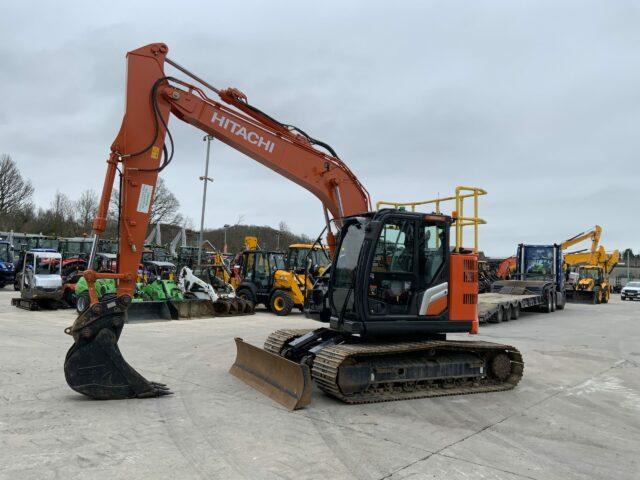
[242,253,255,280]
[368,220,415,315]
[371,220,414,273]
[269,253,285,271]
[419,225,445,286]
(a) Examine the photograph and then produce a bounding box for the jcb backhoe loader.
[561,226,620,304]
[234,237,324,316]
[567,250,620,304]
[63,44,522,408]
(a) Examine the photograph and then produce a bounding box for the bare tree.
[0,154,34,218]
[51,191,72,217]
[151,178,182,225]
[75,189,98,233]
[278,221,290,233]
[50,191,73,234]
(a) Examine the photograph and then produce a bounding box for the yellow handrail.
[376,186,487,253]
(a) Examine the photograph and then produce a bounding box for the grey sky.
[1,0,638,256]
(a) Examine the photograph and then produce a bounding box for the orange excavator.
[64,43,523,407]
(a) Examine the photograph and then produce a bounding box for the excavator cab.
[577,265,604,285]
[286,244,330,275]
[328,210,453,336]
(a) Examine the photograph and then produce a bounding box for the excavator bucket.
[230,338,312,410]
[126,300,177,321]
[63,295,173,399]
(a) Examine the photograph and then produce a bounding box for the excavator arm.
[64,43,370,400]
[603,249,620,275]
[561,226,602,256]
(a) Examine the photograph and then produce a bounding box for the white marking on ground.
[568,367,640,411]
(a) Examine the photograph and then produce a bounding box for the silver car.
[621,281,640,301]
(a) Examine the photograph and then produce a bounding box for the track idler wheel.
[63,295,172,400]
[490,353,512,381]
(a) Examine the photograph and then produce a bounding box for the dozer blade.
[230,338,312,410]
[126,300,177,321]
[63,295,173,400]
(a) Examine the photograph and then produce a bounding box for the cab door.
[365,216,449,320]
[366,218,418,316]
[22,252,35,290]
[414,221,449,318]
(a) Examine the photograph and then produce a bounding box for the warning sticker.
[137,184,154,213]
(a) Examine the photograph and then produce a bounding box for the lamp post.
[223,224,230,253]
[627,250,631,281]
[198,135,214,267]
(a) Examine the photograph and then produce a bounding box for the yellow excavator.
[561,226,620,304]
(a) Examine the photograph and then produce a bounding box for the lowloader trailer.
[479,291,548,323]
[481,244,565,324]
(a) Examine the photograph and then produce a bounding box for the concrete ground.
[1,290,638,480]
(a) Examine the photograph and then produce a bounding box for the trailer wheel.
[511,303,520,320]
[542,292,553,313]
[503,305,511,322]
[556,294,565,310]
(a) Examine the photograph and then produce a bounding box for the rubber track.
[264,329,314,355]
[263,329,524,405]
